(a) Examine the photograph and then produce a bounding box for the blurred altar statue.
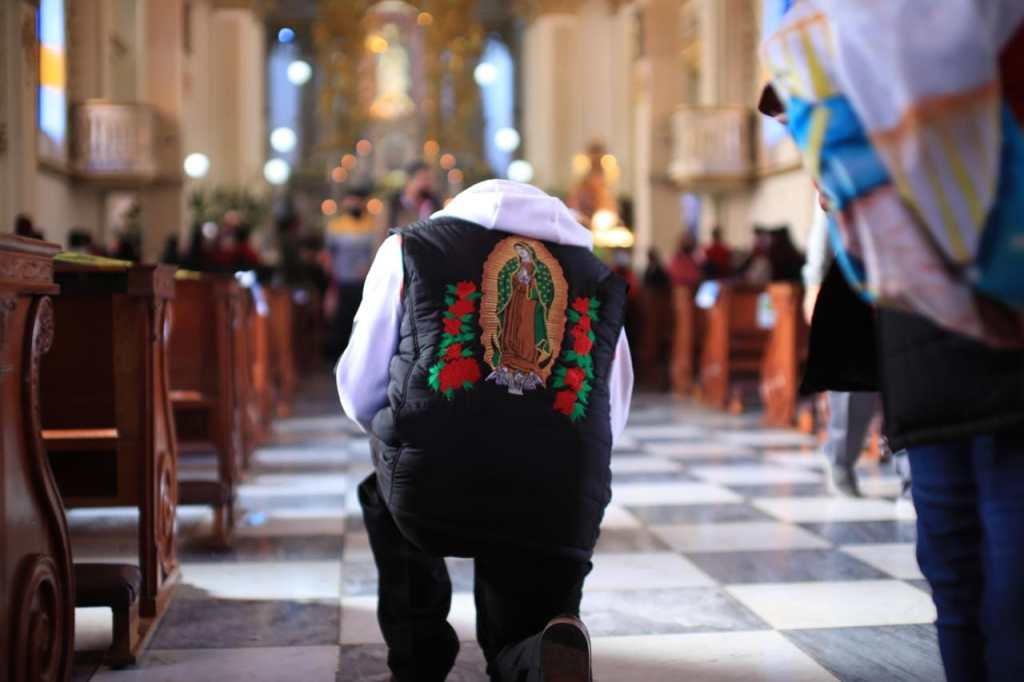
[371,24,414,120]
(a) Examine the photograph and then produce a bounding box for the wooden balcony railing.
[669,107,755,191]
[72,101,157,183]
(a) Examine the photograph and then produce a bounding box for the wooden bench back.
[169,278,222,399]
[699,283,770,409]
[40,294,117,429]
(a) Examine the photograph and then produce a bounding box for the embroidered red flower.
[455,281,477,298]
[440,357,481,392]
[443,317,462,335]
[564,367,585,392]
[576,314,592,332]
[572,323,590,341]
[572,297,591,314]
[574,334,593,356]
[554,390,578,415]
[444,343,464,361]
[449,298,475,317]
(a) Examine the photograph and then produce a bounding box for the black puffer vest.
[370,219,628,561]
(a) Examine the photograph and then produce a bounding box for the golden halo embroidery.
[428,281,483,400]
[552,296,600,421]
[479,237,569,395]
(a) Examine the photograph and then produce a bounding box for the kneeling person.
[337,180,633,682]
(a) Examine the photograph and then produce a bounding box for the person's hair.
[68,229,93,248]
[711,226,723,241]
[405,161,430,177]
[14,214,33,236]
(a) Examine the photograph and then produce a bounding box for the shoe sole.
[541,619,592,682]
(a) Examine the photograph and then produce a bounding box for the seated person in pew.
[337,180,633,682]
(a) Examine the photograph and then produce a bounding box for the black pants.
[358,474,591,682]
[329,281,364,356]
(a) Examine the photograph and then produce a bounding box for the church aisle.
[70,380,943,681]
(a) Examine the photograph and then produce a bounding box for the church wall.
[35,168,104,247]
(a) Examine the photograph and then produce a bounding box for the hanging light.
[474,62,498,87]
[507,160,534,183]
[269,127,297,153]
[286,60,312,86]
[592,209,620,232]
[593,226,635,249]
[183,153,210,179]
[494,127,521,153]
[277,27,295,44]
[263,158,291,185]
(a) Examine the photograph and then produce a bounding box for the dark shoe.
[540,615,592,682]
[821,456,863,498]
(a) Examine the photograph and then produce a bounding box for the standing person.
[326,190,376,355]
[700,226,732,279]
[642,247,669,290]
[388,161,441,231]
[668,234,701,290]
[802,207,876,497]
[763,3,1024,680]
[337,179,632,682]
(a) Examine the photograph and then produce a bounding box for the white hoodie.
[336,180,633,439]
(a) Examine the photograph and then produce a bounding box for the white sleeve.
[336,234,404,432]
[801,201,832,288]
[608,329,634,446]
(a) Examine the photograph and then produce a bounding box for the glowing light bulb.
[494,128,521,153]
[474,62,498,87]
[507,160,534,183]
[270,127,297,153]
[263,158,291,185]
[183,153,210,179]
[286,60,312,86]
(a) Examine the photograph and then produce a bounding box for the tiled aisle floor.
[72,381,943,681]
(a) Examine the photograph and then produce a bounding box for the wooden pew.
[670,286,696,397]
[168,274,243,544]
[1,236,75,682]
[38,258,180,635]
[760,283,809,427]
[698,282,770,411]
[267,286,297,418]
[638,287,673,390]
[291,287,323,375]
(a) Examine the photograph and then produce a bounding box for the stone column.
[207,6,266,190]
[0,1,40,231]
[631,0,684,264]
[521,4,579,191]
[139,0,185,261]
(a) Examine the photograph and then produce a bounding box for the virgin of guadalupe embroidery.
[479,237,569,395]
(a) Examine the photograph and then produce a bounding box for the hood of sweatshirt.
[431,179,593,250]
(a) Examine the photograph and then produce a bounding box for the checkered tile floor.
[72,381,942,681]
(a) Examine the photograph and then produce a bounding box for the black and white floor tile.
[71,378,942,681]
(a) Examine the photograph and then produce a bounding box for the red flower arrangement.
[428,281,483,400]
[551,296,601,421]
